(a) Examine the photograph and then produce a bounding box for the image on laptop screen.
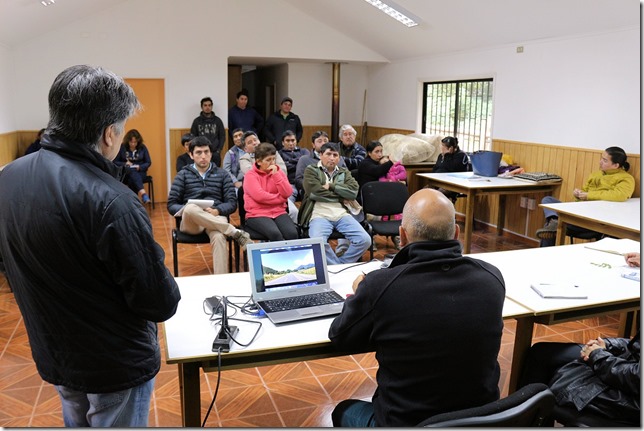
[249,241,327,294]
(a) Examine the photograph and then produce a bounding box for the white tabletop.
[163,260,531,363]
[471,238,641,315]
[540,198,640,233]
[417,172,555,191]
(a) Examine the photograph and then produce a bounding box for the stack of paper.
[530,283,588,299]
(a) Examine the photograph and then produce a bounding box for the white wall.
[6,0,385,135]
[0,44,14,132]
[367,28,640,154]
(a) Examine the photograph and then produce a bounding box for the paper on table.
[584,238,639,256]
[530,283,588,299]
[174,199,214,217]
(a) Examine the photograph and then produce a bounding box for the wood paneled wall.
[490,139,640,242]
[0,131,40,168]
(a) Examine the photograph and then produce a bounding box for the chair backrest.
[418,383,555,427]
[360,181,409,217]
[237,184,247,226]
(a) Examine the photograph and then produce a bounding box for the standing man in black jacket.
[0,65,181,427]
[264,96,303,150]
[190,96,226,166]
[167,136,252,274]
[329,188,505,427]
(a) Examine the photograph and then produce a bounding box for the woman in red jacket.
[243,143,299,241]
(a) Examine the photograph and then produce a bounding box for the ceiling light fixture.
[40,0,55,6]
[363,0,419,28]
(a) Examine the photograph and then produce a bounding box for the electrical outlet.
[527,198,536,210]
[520,197,528,208]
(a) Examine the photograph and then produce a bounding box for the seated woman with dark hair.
[243,143,299,241]
[433,136,469,173]
[113,129,152,204]
[357,141,394,189]
[536,146,634,246]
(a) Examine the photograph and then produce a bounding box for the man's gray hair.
[338,124,357,139]
[402,202,456,241]
[47,65,140,151]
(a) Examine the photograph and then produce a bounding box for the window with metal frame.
[421,78,493,152]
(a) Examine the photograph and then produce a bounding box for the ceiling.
[1,0,638,62]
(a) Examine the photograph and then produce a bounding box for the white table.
[417,172,560,253]
[472,238,641,391]
[540,198,640,245]
[162,260,531,427]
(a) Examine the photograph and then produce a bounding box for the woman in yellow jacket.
[536,146,634,246]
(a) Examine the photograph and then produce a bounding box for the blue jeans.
[55,378,155,427]
[541,196,561,219]
[332,399,377,427]
[308,215,371,265]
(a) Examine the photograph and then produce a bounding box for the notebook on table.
[247,237,345,324]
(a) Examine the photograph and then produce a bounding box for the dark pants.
[126,168,147,194]
[518,342,582,388]
[244,213,299,241]
[331,399,377,427]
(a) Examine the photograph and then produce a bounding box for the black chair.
[237,184,269,271]
[565,224,603,244]
[172,217,235,276]
[360,181,409,259]
[418,383,555,427]
[143,175,155,209]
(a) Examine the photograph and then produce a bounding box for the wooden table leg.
[462,193,475,254]
[508,316,535,393]
[178,362,202,427]
[497,195,506,236]
[555,219,567,245]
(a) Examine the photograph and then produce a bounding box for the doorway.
[124,78,168,203]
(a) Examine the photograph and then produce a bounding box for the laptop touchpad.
[298,306,323,316]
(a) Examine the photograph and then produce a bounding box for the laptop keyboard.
[259,291,344,313]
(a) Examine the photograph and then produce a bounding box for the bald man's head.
[401,189,457,244]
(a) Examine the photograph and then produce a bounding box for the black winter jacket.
[190,112,226,166]
[433,149,469,173]
[167,164,237,216]
[263,110,303,148]
[549,333,640,423]
[329,241,505,426]
[0,135,181,393]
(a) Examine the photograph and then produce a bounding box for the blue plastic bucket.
[470,151,502,177]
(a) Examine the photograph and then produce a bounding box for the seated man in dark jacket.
[329,188,505,427]
[520,333,640,425]
[0,65,181,427]
[167,136,252,274]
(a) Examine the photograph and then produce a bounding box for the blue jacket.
[167,163,237,216]
[113,143,152,174]
[228,105,264,139]
[279,147,310,183]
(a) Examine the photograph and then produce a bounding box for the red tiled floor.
[0,205,627,427]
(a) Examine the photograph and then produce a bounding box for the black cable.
[327,259,380,274]
[201,346,222,427]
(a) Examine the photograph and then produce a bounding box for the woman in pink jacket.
[243,143,299,241]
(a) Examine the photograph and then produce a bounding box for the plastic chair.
[171,217,235,276]
[360,181,409,259]
[143,175,154,209]
[418,383,555,427]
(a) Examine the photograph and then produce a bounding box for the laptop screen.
[247,238,328,294]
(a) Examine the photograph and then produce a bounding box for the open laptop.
[246,237,345,324]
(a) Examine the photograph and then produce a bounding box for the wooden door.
[124,78,167,203]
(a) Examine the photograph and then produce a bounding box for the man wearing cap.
[264,96,303,150]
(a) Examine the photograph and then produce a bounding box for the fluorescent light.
[363,0,419,27]
[40,0,55,6]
